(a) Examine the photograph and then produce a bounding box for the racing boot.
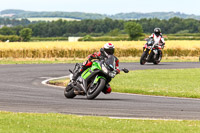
[72,71,80,82]
[158,50,162,61]
[102,84,112,94]
[72,65,89,82]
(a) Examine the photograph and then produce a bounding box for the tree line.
[2,9,200,20]
[0,17,200,39]
[0,18,31,26]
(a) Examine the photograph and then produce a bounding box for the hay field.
[0,41,200,58]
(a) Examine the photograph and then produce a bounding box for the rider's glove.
[89,55,95,61]
[161,43,165,49]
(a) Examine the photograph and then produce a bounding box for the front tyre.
[153,60,160,65]
[64,84,76,99]
[153,51,162,65]
[87,78,106,100]
[140,52,147,65]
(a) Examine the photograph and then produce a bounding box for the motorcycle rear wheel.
[64,84,76,99]
[87,78,106,100]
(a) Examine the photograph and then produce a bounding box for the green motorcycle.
[64,55,129,100]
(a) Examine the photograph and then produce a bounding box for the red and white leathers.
[149,33,165,49]
[86,50,120,74]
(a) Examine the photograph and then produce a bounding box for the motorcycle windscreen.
[105,55,116,70]
[147,38,154,46]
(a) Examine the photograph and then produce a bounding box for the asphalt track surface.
[1,62,200,120]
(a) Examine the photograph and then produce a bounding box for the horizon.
[0,9,199,16]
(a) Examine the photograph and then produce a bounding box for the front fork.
[144,48,151,61]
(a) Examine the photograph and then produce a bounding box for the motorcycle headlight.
[148,41,151,45]
[109,72,116,78]
[102,64,108,74]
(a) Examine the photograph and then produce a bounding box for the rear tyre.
[140,52,147,65]
[87,78,106,100]
[64,84,76,99]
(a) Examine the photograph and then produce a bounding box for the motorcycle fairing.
[81,61,102,80]
[78,61,106,93]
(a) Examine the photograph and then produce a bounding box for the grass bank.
[0,112,200,133]
[0,56,199,64]
[0,58,85,64]
[47,78,69,87]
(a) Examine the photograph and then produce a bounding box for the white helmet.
[103,43,115,55]
[154,28,161,37]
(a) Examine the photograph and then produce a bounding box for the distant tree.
[11,25,24,36]
[124,21,143,40]
[19,28,32,41]
[108,28,120,36]
[0,26,16,35]
[82,35,92,41]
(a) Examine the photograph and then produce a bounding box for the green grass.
[111,69,200,98]
[48,78,69,86]
[0,58,84,64]
[0,112,200,133]
[0,57,199,64]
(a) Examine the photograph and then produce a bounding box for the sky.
[0,0,199,15]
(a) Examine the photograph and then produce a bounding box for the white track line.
[109,117,184,121]
[41,76,68,89]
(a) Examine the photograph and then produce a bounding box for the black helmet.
[103,43,115,55]
[154,28,161,37]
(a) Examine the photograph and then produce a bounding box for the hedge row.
[0,48,199,58]
[31,37,68,41]
[0,35,21,42]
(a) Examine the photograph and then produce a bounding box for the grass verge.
[0,58,85,64]
[0,56,199,64]
[111,69,200,98]
[48,69,200,98]
[47,78,70,87]
[0,111,200,133]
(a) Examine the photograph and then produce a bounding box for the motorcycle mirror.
[100,48,104,53]
[122,68,129,73]
[69,69,73,74]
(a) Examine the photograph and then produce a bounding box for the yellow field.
[1,41,200,49]
[0,41,142,50]
[0,41,200,58]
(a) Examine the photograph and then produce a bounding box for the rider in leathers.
[72,43,120,94]
[148,28,165,60]
[143,28,165,60]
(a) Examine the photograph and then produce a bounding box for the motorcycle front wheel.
[87,78,106,100]
[140,52,147,65]
[153,51,162,65]
[64,84,76,99]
